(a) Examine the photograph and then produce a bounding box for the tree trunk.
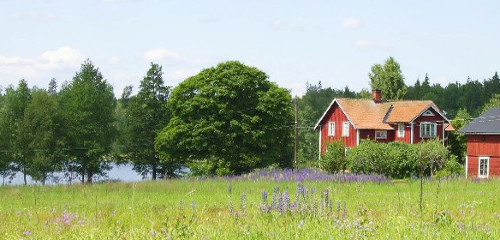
[152,162,157,180]
[81,169,85,183]
[23,171,27,185]
[87,172,93,183]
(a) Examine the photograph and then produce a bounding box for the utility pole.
[294,98,298,170]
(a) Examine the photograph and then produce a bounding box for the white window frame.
[420,122,437,138]
[478,157,489,178]
[328,122,335,136]
[397,123,405,138]
[342,121,350,137]
[422,109,435,117]
[375,130,387,139]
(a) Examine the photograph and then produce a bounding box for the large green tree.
[369,56,407,100]
[125,63,172,179]
[155,61,293,175]
[23,89,64,184]
[0,88,16,184]
[2,80,32,185]
[59,59,116,183]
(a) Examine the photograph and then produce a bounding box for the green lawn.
[1,176,499,239]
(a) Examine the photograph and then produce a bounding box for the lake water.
[6,163,146,185]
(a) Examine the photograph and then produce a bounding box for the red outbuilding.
[314,90,454,158]
[459,108,500,178]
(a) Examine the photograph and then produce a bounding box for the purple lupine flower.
[342,202,347,220]
[240,193,247,213]
[283,191,290,211]
[277,191,283,213]
[24,230,32,236]
[228,184,232,194]
[262,190,268,204]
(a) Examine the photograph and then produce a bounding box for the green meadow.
[1,176,499,239]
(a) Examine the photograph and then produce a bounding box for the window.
[328,122,335,136]
[342,121,350,137]
[420,122,437,138]
[422,109,435,116]
[397,123,405,138]
[375,130,387,139]
[479,157,489,178]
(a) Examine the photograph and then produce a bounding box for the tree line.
[0,60,293,184]
[1,57,499,184]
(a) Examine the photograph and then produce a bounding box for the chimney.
[372,89,382,103]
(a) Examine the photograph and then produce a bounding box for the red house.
[314,90,454,157]
[459,108,500,178]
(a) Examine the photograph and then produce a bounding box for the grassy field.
[0,170,499,239]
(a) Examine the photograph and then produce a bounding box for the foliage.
[59,59,116,183]
[2,80,32,184]
[124,63,175,179]
[405,72,500,118]
[348,139,449,178]
[481,93,500,113]
[156,61,293,175]
[22,89,64,184]
[415,138,449,176]
[448,108,471,163]
[436,155,465,178]
[368,56,407,100]
[320,140,347,173]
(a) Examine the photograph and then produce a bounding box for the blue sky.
[1,0,499,97]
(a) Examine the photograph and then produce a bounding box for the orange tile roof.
[316,98,451,130]
[336,98,393,130]
[445,123,455,131]
[385,100,435,123]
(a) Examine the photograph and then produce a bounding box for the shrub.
[415,138,448,176]
[436,154,465,177]
[320,140,347,173]
[348,138,449,179]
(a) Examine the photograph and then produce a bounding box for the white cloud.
[108,56,120,64]
[342,18,362,29]
[0,46,86,84]
[37,46,86,70]
[144,48,181,62]
[143,48,212,67]
[165,69,200,80]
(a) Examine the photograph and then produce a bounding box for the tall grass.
[0,173,499,239]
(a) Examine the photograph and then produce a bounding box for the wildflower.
[24,230,32,236]
[297,219,305,229]
[283,191,290,211]
[261,190,268,204]
[227,184,232,194]
[240,192,247,213]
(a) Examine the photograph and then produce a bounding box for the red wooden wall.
[466,135,500,178]
[320,102,357,150]
[359,130,394,143]
[467,156,500,178]
[393,123,411,143]
[412,108,446,144]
